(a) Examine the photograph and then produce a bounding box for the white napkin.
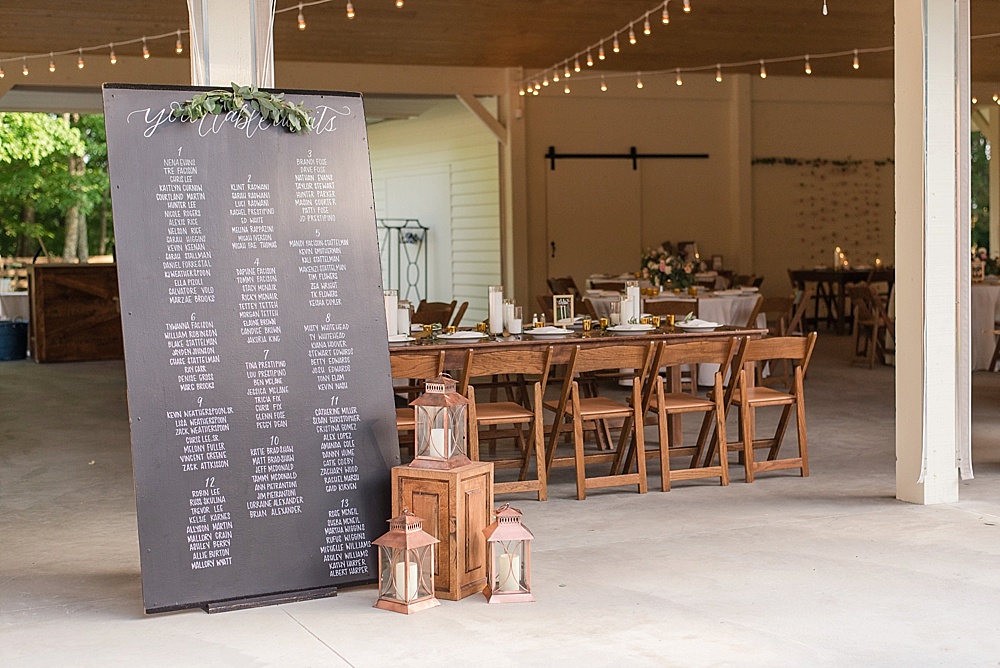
[679,318,721,327]
[439,330,486,338]
[530,326,572,334]
[612,323,653,330]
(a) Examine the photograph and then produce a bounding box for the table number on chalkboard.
[103,84,399,614]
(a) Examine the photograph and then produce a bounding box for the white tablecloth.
[0,292,29,322]
[586,291,766,385]
[972,283,1000,370]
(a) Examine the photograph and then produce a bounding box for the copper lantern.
[482,504,535,603]
[373,510,440,614]
[409,374,471,469]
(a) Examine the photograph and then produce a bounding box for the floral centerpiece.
[641,245,696,289]
[973,246,1000,276]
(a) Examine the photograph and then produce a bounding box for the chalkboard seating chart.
[103,84,399,613]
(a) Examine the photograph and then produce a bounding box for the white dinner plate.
[388,335,415,345]
[435,331,489,343]
[608,324,655,335]
[675,319,721,332]
[526,327,575,340]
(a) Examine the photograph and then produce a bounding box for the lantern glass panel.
[413,544,435,599]
[378,546,397,599]
[491,539,527,593]
[414,404,467,460]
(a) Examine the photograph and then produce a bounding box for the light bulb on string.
[675,68,683,86]
[600,75,608,92]
[662,2,669,24]
[587,50,594,67]
[0,65,5,79]
[598,43,605,60]
[564,83,571,94]
[533,81,541,90]
[636,72,643,89]
[972,96,978,105]
[518,86,525,96]
[542,74,549,87]
[993,93,999,103]
[142,37,150,59]
[823,0,828,16]
[613,34,620,53]
[346,1,355,18]
[759,60,766,79]
[564,63,572,78]
[644,14,651,35]
[715,64,722,82]
[805,55,812,74]
[175,30,184,54]
[532,87,539,96]
[297,3,307,30]
[77,49,85,69]
[49,53,55,73]
[628,24,637,45]
[110,44,117,64]
[553,71,559,82]
[853,49,859,70]
[683,0,691,13]
[574,56,581,72]
[396,0,404,7]
[22,59,28,76]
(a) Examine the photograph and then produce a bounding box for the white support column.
[728,74,753,275]
[187,0,275,88]
[989,107,1000,254]
[894,0,970,504]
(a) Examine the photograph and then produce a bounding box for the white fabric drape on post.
[187,0,275,88]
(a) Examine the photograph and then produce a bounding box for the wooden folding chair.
[645,299,699,319]
[389,351,446,457]
[544,343,655,500]
[629,339,740,491]
[547,276,581,297]
[450,301,469,328]
[761,296,795,337]
[847,284,893,368]
[743,294,765,328]
[412,299,457,326]
[714,333,818,483]
[460,347,553,501]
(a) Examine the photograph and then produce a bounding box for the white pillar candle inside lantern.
[373,510,440,614]
[488,285,504,335]
[409,374,471,469]
[384,289,398,337]
[483,504,535,603]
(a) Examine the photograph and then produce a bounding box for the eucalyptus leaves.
[171,83,313,134]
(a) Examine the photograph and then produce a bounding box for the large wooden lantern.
[373,510,440,614]
[483,504,535,603]
[410,374,471,469]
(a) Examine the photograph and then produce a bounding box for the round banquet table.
[585,291,766,385]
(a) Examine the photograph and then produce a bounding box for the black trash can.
[0,320,28,361]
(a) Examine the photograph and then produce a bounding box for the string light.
[110,44,117,65]
[587,50,594,67]
[600,75,608,92]
[823,0,828,16]
[613,34,620,53]
[175,30,183,54]
[759,60,766,78]
[518,86,525,96]
[142,37,150,59]
[0,65,5,79]
[853,49,860,69]
[564,63,572,78]
[805,54,812,74]
[675,68,682,86]
[532,87,539,96]
[297,3,307,30]
[22,59,28,76]
[396,0,404,7]
[553,70,560,82]
[715,64,722,82]
[598,43,605,60]
[636,72,643,89]
[542,74,549,86]
[644,14,652,35]
[662,3,670,24]
[993,93,998,102]
[683,0,691,13]
[48,53,55,73]
[77,49,85,69]
[628,24,637,45]
[533,81,541,90]
[346,1,355,18]
[574,56,581,72]
[564,83,571,94]
[972,96,978,105]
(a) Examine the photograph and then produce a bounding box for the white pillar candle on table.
[394,560,418,600]
[504,301,515,331]
[429,427,447,458]
[397,304,411,335]
[627,285,641,321]
[620,296,632,324]
[510,317,522,335]
[488,286,504,335]
[497,552,521,592]
[384,291,398,337]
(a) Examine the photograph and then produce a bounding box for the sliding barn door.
[545,160,641,290]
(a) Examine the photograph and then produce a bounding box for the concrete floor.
[2,335,1000,667]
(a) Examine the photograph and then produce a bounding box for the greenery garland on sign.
[171,83,313,134]
[751,157,895,168]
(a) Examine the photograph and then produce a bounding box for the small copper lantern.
[373,510,440,614]
[482,504,535,603]
[409,374,471,469]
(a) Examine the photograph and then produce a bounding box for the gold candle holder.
[446,325,457,334]
[665,314,676,326]
[582,317,592,332]
[599,317,610,330]
[640,316,652,325]
[651,315,661,328]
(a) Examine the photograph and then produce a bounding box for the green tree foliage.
[0,112,111,258]
[972,131,990,252]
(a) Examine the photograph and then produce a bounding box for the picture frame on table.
[711,255,724,271]
[552,294,575,325]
